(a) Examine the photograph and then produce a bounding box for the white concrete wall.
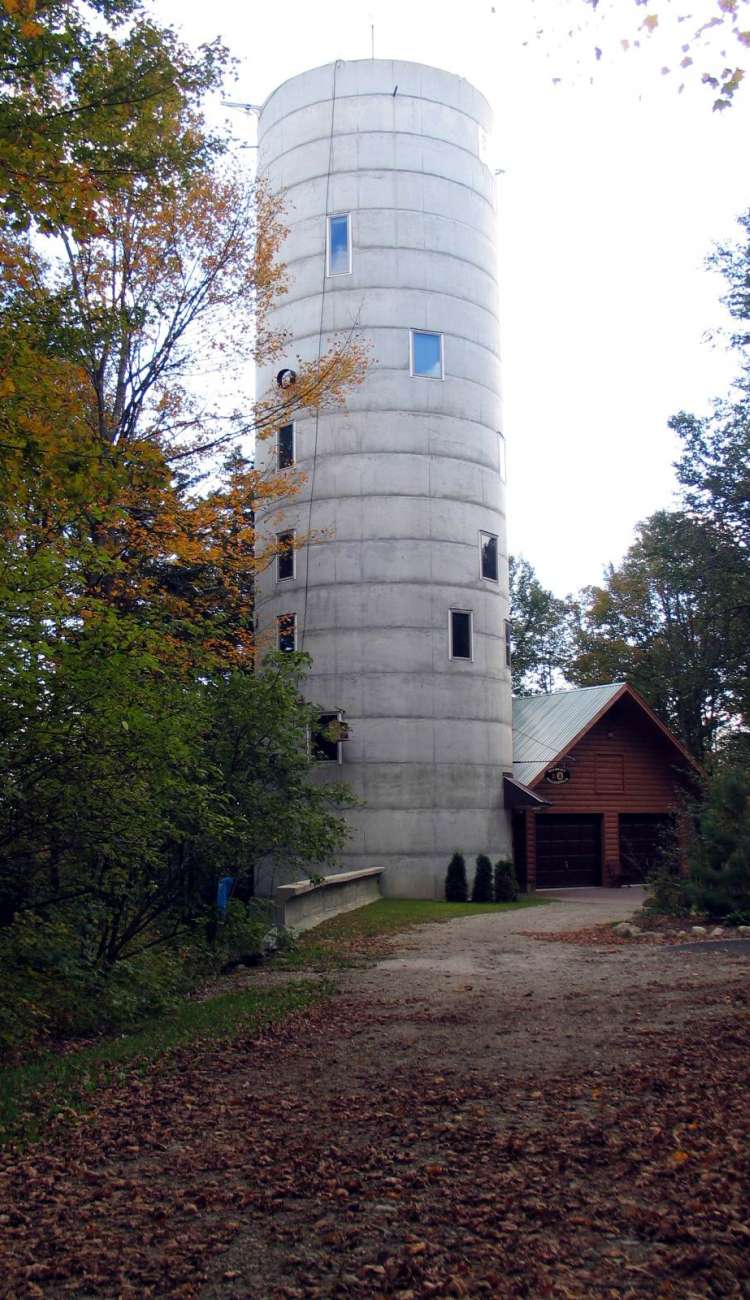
[255,59,512,899]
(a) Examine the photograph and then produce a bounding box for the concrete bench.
[274,867,384,932]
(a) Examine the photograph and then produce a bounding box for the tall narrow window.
[498,431,507,482]
[450,609,473,660]
[312,711,344,763]
[410,330,444,379]
[276,530,295,582]
[277,612,296,652]
[327,214,351,275]
[504,618,512,668]
[480,532,499,582]
[277,422,295,469]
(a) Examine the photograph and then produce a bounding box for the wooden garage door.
[536,815,602,888]
[619,814,676,884]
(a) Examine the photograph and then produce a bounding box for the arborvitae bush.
[445,852,468,902]
[472,854,494,903]
[494,858,519,902]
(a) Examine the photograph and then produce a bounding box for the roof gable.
[512,683,699,786]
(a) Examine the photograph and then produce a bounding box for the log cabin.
[506,683,701,890]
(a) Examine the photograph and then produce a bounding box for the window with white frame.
[277,422,295,469]
[410,329,444,379]
[276,530,295,582]
[327,214,351,276]
[480,532,499,582]
[450,609,473,660]
[277,612,296,652]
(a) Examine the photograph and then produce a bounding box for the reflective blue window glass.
[328,215,350,275]
[412,330,443,378]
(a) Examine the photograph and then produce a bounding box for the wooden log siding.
[522,695,695,889]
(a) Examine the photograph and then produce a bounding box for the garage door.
[535,815,602,888]
[619,814,676,884]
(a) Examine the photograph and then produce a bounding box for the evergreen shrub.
[472,855,494,903]
[643,865,690,916]
[687,767,750,919]
[494,858,519,902]
[445,853,468,903]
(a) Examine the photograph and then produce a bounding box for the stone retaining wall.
[274,867,384,932]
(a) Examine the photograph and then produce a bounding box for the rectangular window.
[312,711,343,763]
[277,422,295,469]
[450,609,473,660]
[327,214,351,276]
[410,329,444,379]
[480,532,499,582]
[498,432,507,482]
[276,530,295,582]
[277,612,296,652]
[504,618,512,668]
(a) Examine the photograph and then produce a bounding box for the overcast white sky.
[158,0,749,596]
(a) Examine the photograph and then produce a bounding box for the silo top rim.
[259,58,493,129]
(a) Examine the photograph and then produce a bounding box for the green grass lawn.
[0,979,329,1150]
[276,894,549,971]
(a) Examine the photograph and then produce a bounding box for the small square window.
[277,612,296,652]
[411,330,444,379]
[498,432,507,482]
[504,618,512,668]
[276,530,295,582]
[278,423,295,469]
[327,214,351,276]
[450,609,473,660]
[480,532,499,582]
[312,711,343,763]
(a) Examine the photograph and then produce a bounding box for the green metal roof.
[512,683,626,785]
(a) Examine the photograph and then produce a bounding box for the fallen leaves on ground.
[518,924,633,946]
[0,981,748,1299]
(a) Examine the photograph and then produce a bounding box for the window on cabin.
[480,532,499,582]
[327,214,351,275]
[276,530,295,582]
[411,330,444,379]
[450,609,473,660]
[277,612,296,652]
[278,423,294,469]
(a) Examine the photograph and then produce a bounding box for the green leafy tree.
[672,210,750,552]
[574,210,750,759]
[570,511,748,761]
[0,1,364,1049]
[509,555,574,695]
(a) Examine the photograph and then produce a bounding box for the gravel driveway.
[332,887,750,1080]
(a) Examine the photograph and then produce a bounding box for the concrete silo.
[255,59,513,898]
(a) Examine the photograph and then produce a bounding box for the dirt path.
[2,892,749,1299]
